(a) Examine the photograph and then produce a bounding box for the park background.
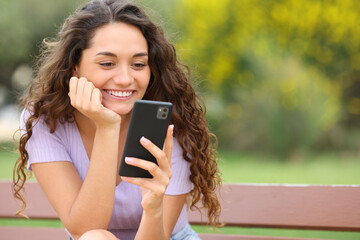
[0,0,360,239]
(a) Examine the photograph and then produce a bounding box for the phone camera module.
[157,107,169,119]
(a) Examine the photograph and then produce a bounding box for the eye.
[99,62,115,67]
[132,62,147,69]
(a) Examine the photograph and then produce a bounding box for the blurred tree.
[1,0,360,157]
[267,0,360,127]
[0,0,86,103]
[0,0,170,104]
[169,0,359,157]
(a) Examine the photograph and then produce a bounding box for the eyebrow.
[95,51,148,57]
[133,52,148,57]
[95,51,117,57]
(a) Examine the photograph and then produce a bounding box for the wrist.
[142,199,164,216]
[142,206,163,219]
[94,123,121,140]
[95,121,121,132]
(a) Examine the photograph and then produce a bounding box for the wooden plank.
[0,228,325,240]
[198,233,325,240]
[0,226,68,240]
[2,180,360,237]
[0,181,58,219]
[188,183,360,231]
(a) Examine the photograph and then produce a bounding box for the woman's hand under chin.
[68,77,121,127]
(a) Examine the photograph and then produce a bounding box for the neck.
[74,111,96,139]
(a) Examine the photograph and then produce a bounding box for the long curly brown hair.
[13,0,222,227]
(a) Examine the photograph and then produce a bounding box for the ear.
[72,66,79,77]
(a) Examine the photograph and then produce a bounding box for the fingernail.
[170,124,174,134]
[140,136,150,144]
[125,157,134,164]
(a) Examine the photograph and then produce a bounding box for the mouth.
[104,89,135,98]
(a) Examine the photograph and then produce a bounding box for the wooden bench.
[1,180,360,240]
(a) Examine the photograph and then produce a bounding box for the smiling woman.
[74,22,151,118]
[12,0,222,240]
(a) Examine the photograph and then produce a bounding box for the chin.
[102,102,130,115]
[114,107,134,117]
[113,107,131,116]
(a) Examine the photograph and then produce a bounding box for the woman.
[13,0,222,239]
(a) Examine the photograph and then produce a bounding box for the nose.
[113,65,133,86]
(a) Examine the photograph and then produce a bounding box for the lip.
[103,89,135,100]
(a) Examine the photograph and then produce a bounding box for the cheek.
[133,71,150,90]
[138,70,151,89]
[82,71,111,89]
[75,62,107,88]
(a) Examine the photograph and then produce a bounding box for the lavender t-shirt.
[21,109,193,239]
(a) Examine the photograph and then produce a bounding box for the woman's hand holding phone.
[121,124,174,212]
[68,77,121,127]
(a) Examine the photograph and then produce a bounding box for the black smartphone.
[119,100,173,178]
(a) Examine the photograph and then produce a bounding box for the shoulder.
[20,107,75,146]
[170,138,190,166]
[172,138,183,158]
[169,138,191,173]
[166,137,193,195]
[21,108,76,170]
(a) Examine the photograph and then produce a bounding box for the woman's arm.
[134,194,187,240]
[163,194,188,238]
[32,125,120,239]
[32,77,121,239]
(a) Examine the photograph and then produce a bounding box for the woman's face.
[75,22,151,117]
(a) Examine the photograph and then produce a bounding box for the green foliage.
[0,0,70,63]
[0,0,85,99]
[170,0,360,157]
[1,0,360,158]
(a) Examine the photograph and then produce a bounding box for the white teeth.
[107,90,133,97]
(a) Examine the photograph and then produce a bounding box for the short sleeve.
[165,139,193,195]
[20,109,72,171]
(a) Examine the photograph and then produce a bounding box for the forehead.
[87,22,148,53]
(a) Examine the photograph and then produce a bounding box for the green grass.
[2,142,360,184]
[0,218,64,228]
[192,225,360,240]
[0,142,18,179]
[1,142,360,239]
[218,151,360,184]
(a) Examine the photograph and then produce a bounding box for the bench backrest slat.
[0,181,58,219]
[1,181,360,232]
[188,183,360,231]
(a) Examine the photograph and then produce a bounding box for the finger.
[92,88,102,106]
[83,81,94,108]
[125,157,165,181]
[69,77,79,103]
[163,125,174,165]
[75,77,86,106]
[140,137,168,171]
[124,157,170,186]
[121,177,166,196]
